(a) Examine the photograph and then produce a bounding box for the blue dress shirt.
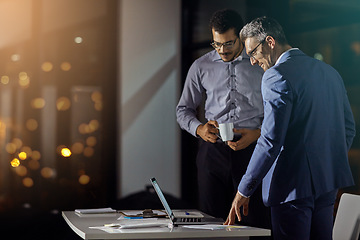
[176,49,264,136]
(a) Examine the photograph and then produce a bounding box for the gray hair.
[240,16,288,45]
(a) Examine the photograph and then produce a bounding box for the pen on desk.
[184,211,190,215]
[124,216,143,219]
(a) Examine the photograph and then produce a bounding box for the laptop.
[150,177,224,226]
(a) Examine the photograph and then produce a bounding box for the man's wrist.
[238,190,250,198]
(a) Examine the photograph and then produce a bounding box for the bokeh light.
[79,174,90,185]
[91,91,102,102]
[41,167,55,179]
[10,158,20,167]
[83,147,94,157]
[60,62,72,71]
[26,118,38,131]
[18,151,27,160]
[86,136,97,147]
[91,91,103,111]
[28,160,40,170]
[32,150,41,161]
[6,143,17,154]
[74,36,83,44]
[56,97,71,111]
[31,98,46,109]
[19,72,30,88]
[1,76,9,84]
[11,54,20,62]
[41,62,53,72]
[12,138,23,149]
[21,146,32,158]
[23,177,34,187]
[351,41,360,56]
[61,147,72,157]
[94,102,103,111]
[71,142,84,154]
[89,119,99,132]
[15,165,27,176]
[78,120,100,134]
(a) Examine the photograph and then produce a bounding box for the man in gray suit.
[225,16,356,240]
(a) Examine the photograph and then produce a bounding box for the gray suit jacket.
[238,49,356,206]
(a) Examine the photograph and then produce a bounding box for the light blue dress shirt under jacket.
[176,49,264,137]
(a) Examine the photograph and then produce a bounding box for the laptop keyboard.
[180,218,202,222]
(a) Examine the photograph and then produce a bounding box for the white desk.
[62,211,271,239]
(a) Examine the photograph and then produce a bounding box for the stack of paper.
[75,207,117,214]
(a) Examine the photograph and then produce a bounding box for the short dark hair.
[209,9,244,35]
[240,16,288,45]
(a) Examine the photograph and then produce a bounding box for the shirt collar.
[275,48,299,65]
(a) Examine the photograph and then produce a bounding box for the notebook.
[150,177,224,226]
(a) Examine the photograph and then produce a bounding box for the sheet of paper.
[182,224,249,230]
[89,225,172,233]
[90,218,172,232]
[75,207,116,214]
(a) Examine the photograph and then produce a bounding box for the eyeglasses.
[249,38,266,60]
[211,38,238,50]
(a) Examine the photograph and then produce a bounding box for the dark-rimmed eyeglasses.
[249,38,266,60]
[210,38,238,50]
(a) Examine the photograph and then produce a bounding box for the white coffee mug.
[218,122,234,142]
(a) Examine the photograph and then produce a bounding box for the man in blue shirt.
[176,9,270,229]
[225,16,356,240]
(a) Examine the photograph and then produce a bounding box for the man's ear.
[265,36,276,49]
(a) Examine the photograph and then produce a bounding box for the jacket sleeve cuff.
[238,190,250,198]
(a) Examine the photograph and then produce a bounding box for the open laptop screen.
[150,178,175,221]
